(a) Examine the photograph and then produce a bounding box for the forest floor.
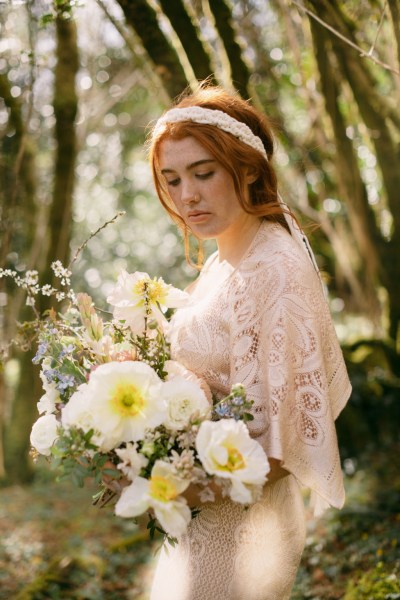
[0,444,399,600]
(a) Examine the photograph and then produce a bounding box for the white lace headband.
[153,106,268,160]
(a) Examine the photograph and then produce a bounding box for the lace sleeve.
[227,229,352,514]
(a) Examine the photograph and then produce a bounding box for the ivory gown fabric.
[150,220,352,600]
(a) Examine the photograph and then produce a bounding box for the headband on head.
[153,105,322,279]
[153,106,268,160]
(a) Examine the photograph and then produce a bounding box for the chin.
[189,224,223,240]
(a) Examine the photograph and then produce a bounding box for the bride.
[146,84,351,600]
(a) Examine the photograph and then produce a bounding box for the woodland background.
[0,0,399,598]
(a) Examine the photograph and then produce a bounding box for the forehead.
[158,136,214,170]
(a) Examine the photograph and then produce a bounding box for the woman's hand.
[182,480,224,508]
[265,458,289,487]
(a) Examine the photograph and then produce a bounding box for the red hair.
[148,85,290,266]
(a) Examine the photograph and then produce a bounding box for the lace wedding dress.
[150,220,351,600]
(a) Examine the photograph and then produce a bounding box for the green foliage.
[337,340,400,459]
[0,474,155,599]
[51,427,102,488]
[344,564,400,599]
[39,0,82,26]
[291,441,400,599]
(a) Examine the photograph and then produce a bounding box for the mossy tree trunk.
[3,14,79,483]
[158,0,216,85]
[309,19,382,321]
[306,0,400,343]
[41,14,79,289]
[116,0,190,100]
[0,69,37,482]
[207,0,252,99]
[388,0,400,76]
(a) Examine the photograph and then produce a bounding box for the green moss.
[344,563,400,599]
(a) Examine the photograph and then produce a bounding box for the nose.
[181,181,200,205]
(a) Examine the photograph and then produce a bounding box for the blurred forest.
[0,0,399,598]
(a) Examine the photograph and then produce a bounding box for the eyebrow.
[161,159,216,175]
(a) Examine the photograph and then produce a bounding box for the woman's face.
[158,136,253,242]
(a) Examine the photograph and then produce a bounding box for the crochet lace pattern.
[154,106,269,159]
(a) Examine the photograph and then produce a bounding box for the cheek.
[166,189,182,211]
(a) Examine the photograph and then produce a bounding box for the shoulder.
[227,220,326,321]
[238,220,318,283]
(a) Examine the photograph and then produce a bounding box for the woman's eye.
[166,178,180,187]
[196,171,214,180]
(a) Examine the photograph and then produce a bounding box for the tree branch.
[291,0,399,75]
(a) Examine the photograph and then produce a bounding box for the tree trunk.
[116,0,189,100]
[388,0,400,77]
[0,74,36,271]
[3,354,42,483]
[0,67,38,483]
[207,0,252,98]
[158,0,216,84]
[309,18,382,321]
[3,14,79,483]
[306,0,400,342]
[45,15,79,281]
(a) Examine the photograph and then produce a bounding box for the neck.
[216,216,262,267]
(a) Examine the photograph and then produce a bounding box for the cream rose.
[30,414,59,456]
[162,376,211,431]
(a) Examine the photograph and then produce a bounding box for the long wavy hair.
[148,84,291,267]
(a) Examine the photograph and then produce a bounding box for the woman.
[147,85,351,600]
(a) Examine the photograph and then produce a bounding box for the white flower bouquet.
[15,263,270,541]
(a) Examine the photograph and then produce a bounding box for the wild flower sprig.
[213,383,254,422]
[0,263,75,308]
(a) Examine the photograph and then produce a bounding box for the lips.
[187,211,210,223]
[187,210,209,217]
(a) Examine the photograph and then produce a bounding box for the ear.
[244,166,259,184]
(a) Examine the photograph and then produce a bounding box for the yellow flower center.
[111,382,145,417]
[220,446,245,472]
[133,278,166,305]
[150,476,177,502]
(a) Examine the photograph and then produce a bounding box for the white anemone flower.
[107,270,189,334]
[162,376,211,431]
[196,419,270,504]
[115,442,149,481]
[115,460,191,537]
[63,361,165,451]
[30,414,59,456]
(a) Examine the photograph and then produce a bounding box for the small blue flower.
[43,368,60,384]
[232,397,244,406]
[55,373,76,391]
[32,342,49,364]
[59,344,75,359]
[214,403,233,418]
